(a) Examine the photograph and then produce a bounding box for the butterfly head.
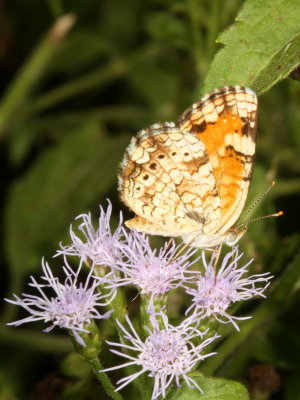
[224,226,248,247]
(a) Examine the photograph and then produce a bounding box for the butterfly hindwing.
[118,123,221,236]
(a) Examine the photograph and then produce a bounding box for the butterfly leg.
[169,237,197,264]
[213,243,223,270]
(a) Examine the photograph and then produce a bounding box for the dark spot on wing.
[150,163,157,170]
[192,120,207,133]
[242,121,250,135]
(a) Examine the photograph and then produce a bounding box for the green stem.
[0,13,75,137]
[141,375,153,400]
[72,321,123,400]
[110,287,127,326]
[86,357,123,400]
[140,294,168,337]
[27,59,126,115]
[93,265,126,345]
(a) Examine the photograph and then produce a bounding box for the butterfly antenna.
[237,181,277,226]
[237,210,283,229]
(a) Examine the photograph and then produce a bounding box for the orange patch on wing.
[195,114,244,195]
[218,145,244,213]
[194,116,246,220]
[196,114,244,155]
[222,146,243,177]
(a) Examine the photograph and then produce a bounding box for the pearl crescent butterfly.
[118,86,258,248]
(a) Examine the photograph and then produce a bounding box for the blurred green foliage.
[0,0,300,399]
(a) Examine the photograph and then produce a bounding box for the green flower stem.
[193,316,220,373]
[93,265,126,323]
[94,266,143,395]
[140,294,168,336]
[72,321,123,400]
[110,287,127,330]
[93,265,126,338]
[141,375,153,400]
[0,13,75,137]
[198,316,219,336]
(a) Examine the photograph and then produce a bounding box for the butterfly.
[118,86,258,248]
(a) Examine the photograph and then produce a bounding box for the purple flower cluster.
[102,311,219,399]
[185,248,272,330]
[6,258,113,346]
[6,200,273,399]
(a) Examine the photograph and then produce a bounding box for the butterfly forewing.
[178,86,258,234]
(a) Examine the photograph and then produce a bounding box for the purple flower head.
[5,259,113,346]
[186,247,273,330]
[102,309,218,399]
[109,230,199,297]
[56,200,124,267]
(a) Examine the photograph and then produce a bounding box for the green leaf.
[202,0,300,95]
[4,120,128,274]
[169,375,249,399]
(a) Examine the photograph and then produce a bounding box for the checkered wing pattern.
[118,124,221,236]
[178,86,258,234]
